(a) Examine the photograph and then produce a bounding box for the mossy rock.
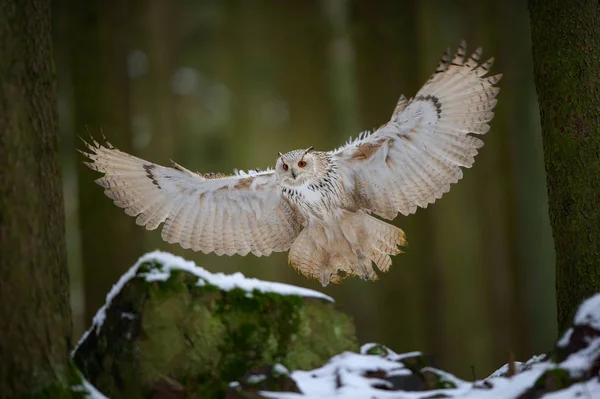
[73,252,358,398]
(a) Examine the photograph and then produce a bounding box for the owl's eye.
[282,163,289,171]
[298,160,307,168]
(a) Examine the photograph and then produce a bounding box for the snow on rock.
[487,354,547,378]
[559,336,600,378]
[228,364,302,398]
[73,250,332,354]
[227,344,471,399]
[573,294,600,331]
[543,379,600,398]
[137,251,333,301]
[250,348,553,399]
[555,293,600,380]
[71,376,109,399]
[232,293,600,399]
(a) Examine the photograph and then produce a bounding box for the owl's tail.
[288,210,406,286]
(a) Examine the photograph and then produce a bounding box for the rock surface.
[73,252,358,398]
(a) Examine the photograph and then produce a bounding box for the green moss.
[421,369,458,391]
[74,258,358,398]
[436,379,457,389]
[365,344,391,356]
[200,288,305,395]
[533,368,574,392]
[285,303,357,369]
[139,291,226,390]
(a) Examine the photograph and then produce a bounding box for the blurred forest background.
[51,0,554,380]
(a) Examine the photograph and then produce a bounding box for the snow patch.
[544,379,600,398]
[72,261,139,354]
[487,362,524,379]
[574,293,600,330]
[487,354,546,378]
[120,312,136,320]
[73,251,332,354]
[556,328,573,348]
[557,293,600,378]
[268,351,418,398]
[559,337,600,378]
[137,251,333,301]
[360,343,421,360]
[260,349,560,399]
[273,364,290,376]
[247,374,267,384]
[72,376,109,399]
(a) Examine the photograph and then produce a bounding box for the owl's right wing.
[331,42,501,220]
[80,137,303,256]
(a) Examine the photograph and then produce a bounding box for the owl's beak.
[291,169,297,179]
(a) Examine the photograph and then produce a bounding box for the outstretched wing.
[80,137,303,256]
[332,42,501,220]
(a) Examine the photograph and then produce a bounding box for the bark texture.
[528,0,600,332]
[0,0,73,396]
[69,1,143,325]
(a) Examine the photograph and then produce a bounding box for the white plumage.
[81,42,501,286]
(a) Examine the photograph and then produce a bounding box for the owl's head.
[275,146,325,187]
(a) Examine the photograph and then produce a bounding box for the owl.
[80,42,501,286]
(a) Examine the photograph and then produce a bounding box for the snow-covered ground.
[254,293,600,399]
[257,343,600,398]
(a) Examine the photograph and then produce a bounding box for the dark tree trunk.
[69,1,143,325]
[528,0,600,332]
[0,0,73,396]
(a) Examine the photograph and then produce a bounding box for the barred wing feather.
[332,42,502,220]
[80,137,303,256]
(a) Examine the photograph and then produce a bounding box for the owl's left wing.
[331,42,501,220]
[80,137,303,256]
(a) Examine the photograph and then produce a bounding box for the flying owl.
[80,42,501,286]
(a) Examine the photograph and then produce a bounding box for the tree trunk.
[528,0,600,332]
[69,1,143,325]
[129,0,179,253]
[0,0,73,396]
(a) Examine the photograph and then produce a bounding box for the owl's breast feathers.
[280,163,351,221]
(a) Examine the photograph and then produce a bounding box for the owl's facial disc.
[276,148,316,187]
